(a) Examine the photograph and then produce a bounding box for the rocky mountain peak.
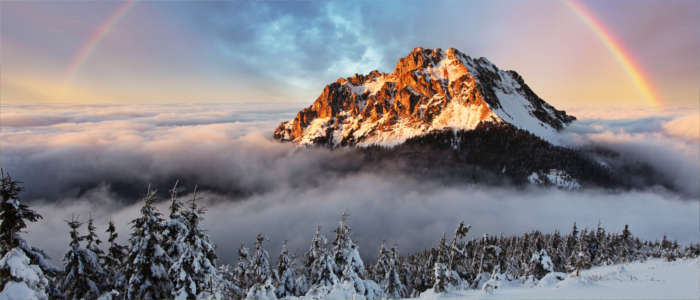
[274,47,575,147]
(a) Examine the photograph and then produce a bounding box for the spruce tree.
[276,240,297,298]
[574,231,591,276]
[0,171,59,298]
[306,225,338,294]
[163,181,188,267]
[170,187,218,299]
[0,170,42,254]
[617,224,635,263]
[103,219,127,297]
[331,212,375,296]
[61,216,104,300]
[246,233,276,299]
[234,243,253,293]
[381,245,407,298]
[124,186,172,300]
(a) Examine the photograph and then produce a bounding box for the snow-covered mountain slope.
[415,258,698,300]
[274,47,575,147]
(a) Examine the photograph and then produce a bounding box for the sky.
[1,0,699,109]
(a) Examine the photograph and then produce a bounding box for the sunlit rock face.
[274,47,575,147]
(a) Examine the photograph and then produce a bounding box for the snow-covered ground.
[417,258,698,300]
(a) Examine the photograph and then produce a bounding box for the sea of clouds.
[1,103,697,263]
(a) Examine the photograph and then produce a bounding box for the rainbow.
[565,0,660,107]
[62,0,136,86]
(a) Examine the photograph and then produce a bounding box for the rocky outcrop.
[274,47,575,147]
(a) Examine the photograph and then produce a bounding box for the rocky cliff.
[274,47,575,147]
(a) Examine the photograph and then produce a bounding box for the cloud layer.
[2,103,697,264]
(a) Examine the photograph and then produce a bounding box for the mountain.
[272,47,672,190]
[274,47,575,147]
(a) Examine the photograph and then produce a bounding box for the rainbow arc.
[565,0,660,107]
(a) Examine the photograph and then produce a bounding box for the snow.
[527,172,542,184]
[412,258,699,300]
[0,248,48,300]
[492,89,561,145]
[1,249,42,284]
[431,98,500,131]
[298,118,331,145]
[0,282,40,300]
[544,169,581,190]
[527,170,581,190]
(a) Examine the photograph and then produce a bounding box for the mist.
[2,103,698,264]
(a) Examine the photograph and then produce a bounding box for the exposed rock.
[274,47,575,147]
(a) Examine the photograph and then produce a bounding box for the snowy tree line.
[1,172,698,299]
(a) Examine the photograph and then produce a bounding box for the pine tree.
[215,264,242,300]
[528,248,553,280]
[381,245,407,298]
[276,240,297,298]
[124,186,172,300]
[574,231,591,276]
[0,171,59,298]
[0,171,42,254]
[61,216,104,300]
[103,219,127,298]
[170,187,218,299]
[85,216,108,292]
[306,225,338,294]
[246,233,276,299]
[234,243,253,293]
[163,181,188,267]
[617,224,635,263]
[331,212,377,297]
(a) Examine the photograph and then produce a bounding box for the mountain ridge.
[274,47,575,147]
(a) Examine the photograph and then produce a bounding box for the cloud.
[2,103,698,265]
[662,113,699,141]
[561,108,699,197]
[24,176,699,265]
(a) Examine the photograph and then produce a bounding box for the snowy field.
[414,258,698,300]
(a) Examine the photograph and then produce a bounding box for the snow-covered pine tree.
[103,218,127,298]
[574,230,591,276]
[331,212,381,298]
[163,181,188,267]
[382,245,407,298]
[61,216,104,300]
[432,263,451,293]
[85,216,108,292]
[276,240,297,298]
[85,216,103,258]
[616,224,635,263]
[170,186,218,299]
[448,221,470,272]
[527,248,553,280]
[664,240,680,262]
[246,233,276,299]
[0,170,42,255]
[565,222,578,259]
[234,243,253,294]
[374,241,390,282]
[215,264,242,300]
[305,225,338,295]
[0,170,57,299]
[124,185,172,300]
